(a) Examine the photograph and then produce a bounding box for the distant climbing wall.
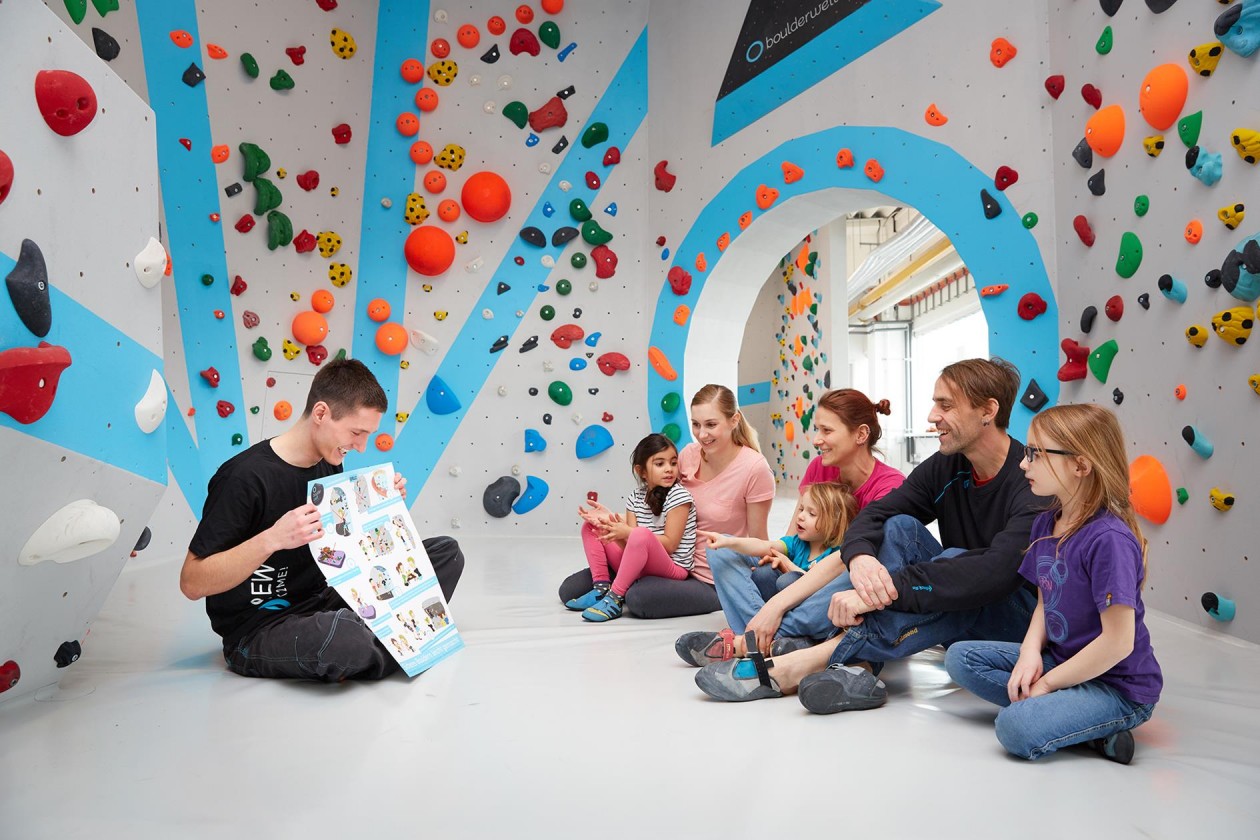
[1,3,164,705]
[1045,0,1259,641]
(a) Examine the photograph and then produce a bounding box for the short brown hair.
[939,357,1021,429]
[302,358,388,418]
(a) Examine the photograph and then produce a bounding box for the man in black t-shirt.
[694,358,1041,711]
[182,359,463,681]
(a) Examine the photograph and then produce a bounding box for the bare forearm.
[180,530,279,600]
[715,536,776,557]
[1038,634,1132,691]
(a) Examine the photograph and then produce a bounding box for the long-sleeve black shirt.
[840,437,1043,613]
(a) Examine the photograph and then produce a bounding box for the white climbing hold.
[432,8,448,23]
[543,361,555,372]
[448,465,462,477]
[134,369,167,434]
[468,74,482,86]
[497,385,508,396]
[541,255,555,268]
[497,75,513,89]
[483,101,497,114]
[558,180,572,192]
[571,412,584,425]
[465,256,484,272]
[409,329,440,355]
[381,197,393,208]
[589,281,599,292]
[481,308,493,319]
[539,162,553,174]
[511,464,521,476]
[450,517,461,528]
[19,499,122,566]
[134,237,167,289]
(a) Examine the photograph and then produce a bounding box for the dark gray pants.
[557,566,721,619]
[225,536,464,682]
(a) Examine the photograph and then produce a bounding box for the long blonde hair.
[1027,403,1147,578]
[803,482,859,549]
[690,384,760,453]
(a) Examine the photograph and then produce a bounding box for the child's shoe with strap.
[582,592,625,622]
[565,582,610,611]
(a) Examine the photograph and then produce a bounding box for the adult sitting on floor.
[675,389,905,663]
[692,357,1042,712]
[558,384,774,619]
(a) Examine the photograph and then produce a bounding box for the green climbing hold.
[1095,25,1113,55]
[1176,487,1189,505]
[1021,212,1038,229]
[240,142,271,182]
[64,0,87,25]
[1134,195,1150,217]
[241,52,260,79]
[200,273,215,287]
[556,279,572,296]
[809,303,818,315]
[1177,111,1202,148]
[231,433,244,446]
[250,405,260,415]
[570,252,587,269]
[661,391,681,413]
[540,304,555,321]
[253,337,272,361]
[548,380,573,406]
[91,0,119,15]
[1088,339,1119,383]
[661,422,681,443]
[802,356,814,371]
[569,198,592,222]
[266,210,293,250]
[1115,232,1143,279]
[801,406,815,432]
[270,69,295,91]
[580,219,613,246]
[503,101,529,129]
[253,177,282,215]
[581,122,609,148]
[335,348,347,361]
[539,21,561,50]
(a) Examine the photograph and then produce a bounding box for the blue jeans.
[827,516,1037,668]
[710,546,852,638]
[751,566,802,602]
[944,641,1156,760]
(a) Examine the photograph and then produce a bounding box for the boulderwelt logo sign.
[717,0,871,100]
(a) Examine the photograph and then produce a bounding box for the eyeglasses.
[1023,444,1076,463]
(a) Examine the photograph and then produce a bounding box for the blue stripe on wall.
[136,0,244,496]
[0,252,167,484]
[739,381,772,406]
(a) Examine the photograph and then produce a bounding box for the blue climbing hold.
[512,475,550,514]
[543,201,555,217]
[661,248,670,260]
[1158,274,1188,303]
[1201,591,1237,621]
[575,424,614,459]
[1186,146,1223,186]
[425,375,461,415]
[524,428,547,452]
[558,42,577,62]
[1181,424,1214,458]
[570,358,587,371]
[1216,1,1260,57]
[526,133,540,147]
[604,203,618,216]
[584,331,602,347]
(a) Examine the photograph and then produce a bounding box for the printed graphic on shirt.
[1036,550,1071,644]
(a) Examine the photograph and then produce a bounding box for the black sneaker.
[1089,730,1135,765]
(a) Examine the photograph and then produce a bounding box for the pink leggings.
[581,522,689,597]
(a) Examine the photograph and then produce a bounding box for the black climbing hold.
[542,413,553,425]
[556,85,576,99]
[92,27,120,61]
[1087,169,1106,196]
[1072,137,1094,169]
[588,388,599,396]
[54,640,81,668]
[572,307,583,318]
[1147,0,1178,13]
[1137,292,1150,309]
[1112,388,1124,405]
[519,335,539,353]
[310,484,324,506]
[552,226,579,246]
[225,182,243,197]
[528,387,539,396]
[496,282,510,295]
[552,135,569,154]
[1216,4,1241,37]
[1081,305,1098,333]
[481,44,501,64]
[182,62,206,87]
[1100,0,1124,16]
[133,526,152,552]
[980,189,1001,220]
[519,226,546,247]
[490,335,509,353]
[1205,268,1222,289]
[1185,145,1200,170]
[483,476,521,518]
[1157,274,1175,294]
[5,239,52,338]
[823,370,831,388]
[1020,378,1049,412]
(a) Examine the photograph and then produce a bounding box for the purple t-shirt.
[1020,511,1162,705]
[799,456,905,510]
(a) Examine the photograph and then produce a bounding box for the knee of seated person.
[706,545,747,568]
[626,526,654,547]
[883,514,925,542]
[993,706,1040,760]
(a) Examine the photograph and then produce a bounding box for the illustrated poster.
[307,462,463,677]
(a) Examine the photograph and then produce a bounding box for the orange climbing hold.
[396,112,420,136]
[375,322,408,355]
[273,400,292,421]
[924,103,948,126]
[1184,219,1203,244]
[437,199,461,222]
[375,433,395,452]
[292,311,329,346]
[785,421,795,443]
[695,253,707,272]
[423,170,447,194]
[980,284,1009,297]
[836,148,854,168]
[990,37,1017,68]
[541,0,564,13]
[738,211,753,230]
[1138,63,1188,132]
[400,58,425,83]
[456,25,481,49]
[170,30,193,48]
[210,144,230,164]
[1129,454,1172,525]
[781,161,804,184]
[206,44,228,60]
[410,140,434,164]
[648,346,678,381]
[311,289,335,313]
[673,305,690,326]
[1085,104,1125,158]
[864,159,884,182]
[716,232,731,252]
[415,88,439,112]
[755,184,779,210]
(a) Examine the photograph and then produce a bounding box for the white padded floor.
[3,499,1258,838]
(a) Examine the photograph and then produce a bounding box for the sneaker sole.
[797,676,887,715]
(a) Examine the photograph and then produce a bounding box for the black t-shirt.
[189,439,341,649]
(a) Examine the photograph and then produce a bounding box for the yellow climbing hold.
[316,231,343,257]
[330,28,357,59]
[329,262,353,287]
[427,60,458,86]
[455,231,469,244]
[404,192,430,225]
[434,310,448,321]
[1187,42,1223,78]
[435,143,467,171]
[1217,203,1245,230]
[1143,135,1165,157]
[282,338,301,360]
[1230,128,1260,165]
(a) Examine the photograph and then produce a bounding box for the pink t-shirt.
[679,443,776,584]
[798,456,905,510]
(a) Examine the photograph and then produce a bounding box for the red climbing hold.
[34,70,98,137]
[1017,292,1047,320]
[297,170,320,191]
[528,96,568,131]
[331,123,353,144]
[293,230,317,253]
[654,160,676,192]
[585,171,601,190]
[591,244,618,278]
[603,146,620,166]
[668,266,692,295]
[1073,215,1095,247]
[655,236,667,247]
[0,342,72,424]
[235,214,256,233]
[316,0,337,9]
[602,412,613,422]
[0,149,12,206]
[994,166,1019,191]
[200,367,221,387]
[286,46,307,65]
[1044,74,1065,99]
[551,324,585,348]
[1105,295,1124,321]
[306,344,328,365]
[1057,338,1089,382]
[510,28,542,57]
[0,660,19,694]
[216,400,235,418]
[1081,84,1102,110]
[596,352,631,376]
[179,137,192,151]
[231,275,247,295]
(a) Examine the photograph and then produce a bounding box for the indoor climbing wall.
[1045,0,1258,640]
[1,3,165,705]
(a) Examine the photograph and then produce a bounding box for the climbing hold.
[252,176,282,215]
[404,193,430,225]
[661,391,681,414]
[990,37,1017,67]
[503,101,529,129]
[1158,274,1188,303]
[1201,592,1237,621]
[374,433,393,452]
[1138,64,1187,131]
[575,424,615,460]
[1185,219,1204,244]
[292,229,317,254]
[836,148,855,168]
[781,161,805,184]
[1220,236,1260,302]
[1142,136,1165,158]
[551,227,579,247]
[994,166,1018,191]
[1044,74,1065,99]
[1177,111,1202,148]
[285,46,307,65]
[1087,170,1106,197]
[306,344,328,366]
[1088,339,1119,383]
[924,103,947,126]
[654,161,677,192]
[1181,424,1214,458]
[1096,25,1113,55]
[548,381,573,406]
[435,143,467,172]
[316,231,342,258]
[1186,146,1223,186]
[1218,203,1246,230]
[366,298,390,323]
[405,225,455,275]
[1187,42,1224,79]
[240,142,271,182]
[1073,215,1096,247]
[483,476,521,518]
[424,170,448,193]
[1186,324,1208,348]
[1057,338,1089,382]
[395,112,419,137]
[489,335,509,353]
[596,352,630,376]
[519,226,546,247]
[1017,293,1047,320]
[1115,232,1143,278]
[1080,306,1098,334]
[329,263,353,287]
[1176,487,1189,505]
[529,96,568,132]
[330,28,357,59]
[1174,384,1187,401]
[1072,138,1094,169]
[331,123,352,144]
[1216,1,1260,57]
[92,28,121,61]
[1106,295,1124,321]
[0,342,72,424]
[979,284,1008,297]
[519,336,540,353]
[199,366,221,388]
[510,28,542,56]
[426,375,461,414]
[1138,293,1150,310]
[512,475,550,515]
[1085,104,1125,157]
[1081,83,1102,110]
[524,429,547,453]
[269,69,295,91]
[648,346,677,381]
[1210,487,1236,512]
[133,238,166,288]
[1019,379,1049,413]
[863,159,885,182]
[235,214,256,233]
[568,199,592,223]
[5,239,52,338]
[53,640,82,668]
[427,60,459,86]
[1134,195,1149,216]
[134,370,167,434]
[266,211,293,250]
[581,219,612,246]
[551,324,584,349]
[1231,128,1260,164]
[538,20,562,51]
[252,337,272,361]
[1021,212,1038,229]
[980,189,1001,219]
[182,63,206,87]
[34,70,98,137]
[1129,455,1172,525]
[571,252,587,269]
[17,499,119,566]
[668,266,692,296]
[240,52,260,78]
[1211,305,1254,345]
[1112,388,1123,405]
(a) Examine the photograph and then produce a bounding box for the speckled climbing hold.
[1044,74,1065,99]
[435,143,467,172]
[1021,212,1038,229]
[1187,42,1223,79]
[1017,293,1047,320]
[1186,324,1208,348]
[980,189,1001,219]
[1134,195,1149,216]
[92,28,121,61]
[483,476,521,518]
[1218,203,1246,230]
[330,28,357,59]
[5,240,51,339]
[1058,338,1089,382]
[427,60,458,86]
[35,70,98,137]
[1185,219,1203,244]
[1230,128,1260,164]
[1211,305,1254,345]
[1019,379,1048,412]
[575,424,614,460]
[1182,424,1213,458]
[329,263,352,287]
[581,219,612,246]
[1096,25,1113,54]
[1143,136,1164,158]
[548,380,573,406]
[648,346,677,381]
[1073,215,1095,247]
[1115,231,1142,278]
[1129,455,1172,525]
[1072,138,1094,170]
[990,37,1017,67]
[596,352,630,376]
[1158,273,1188,303]
[1088,339,1118,383]
[1177,111,1202,148]
[1186,146,1223,186]
[590,245,618,278]
[1248,373,1260,395]
[1080,306,1098,334]
[266,211,293,250]
[1081,84,1102,110]
[1216,1,1260,57]
[1139,64,1187,131]
[1087,170,1106,197]
[253,177,282,215]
